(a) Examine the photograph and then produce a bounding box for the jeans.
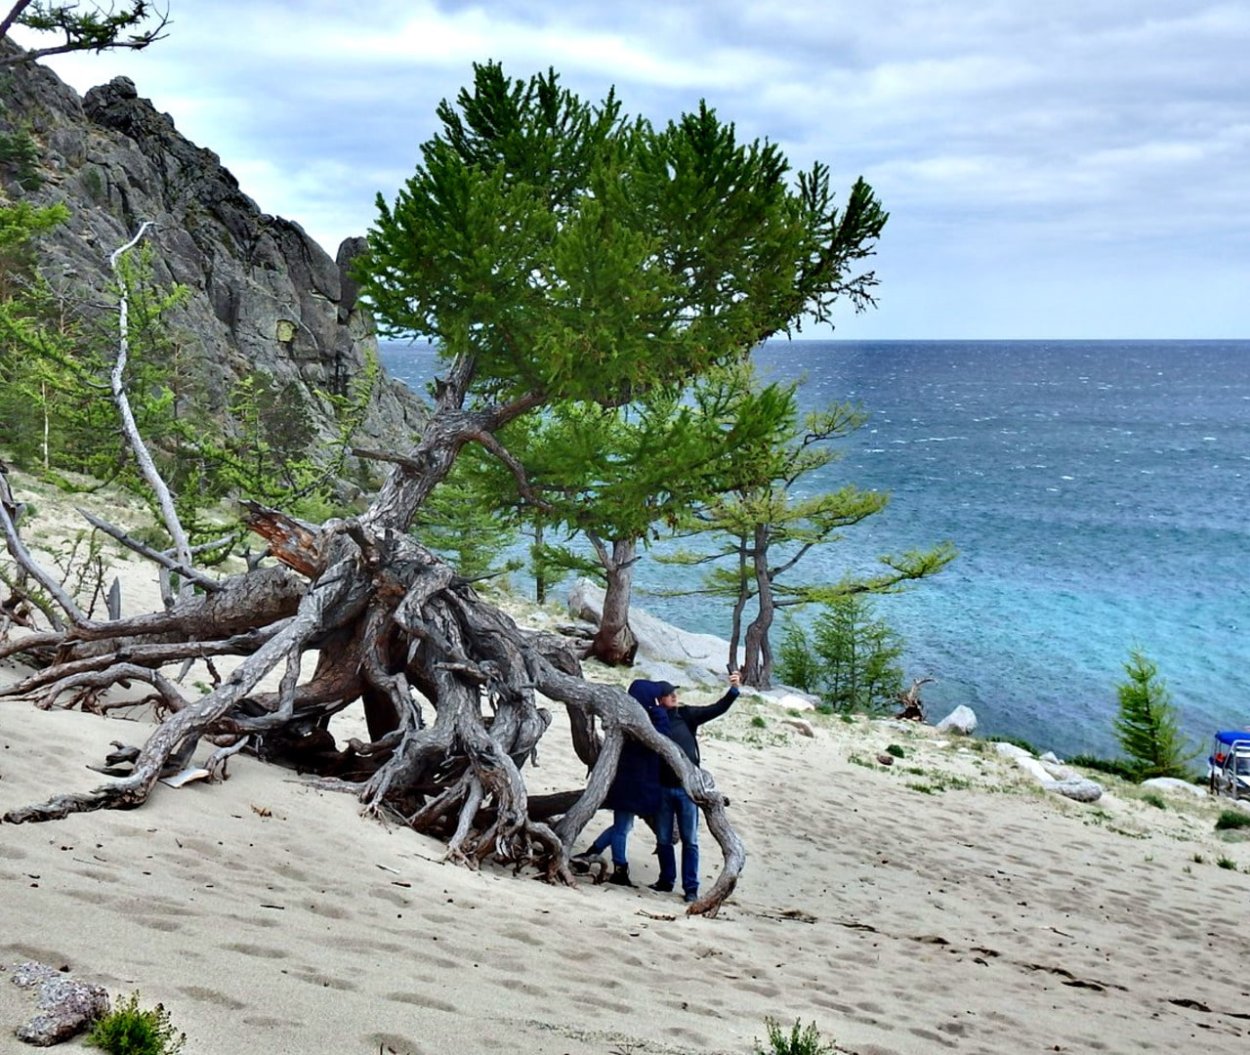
[588,810,634,866]
[655,785,699,894]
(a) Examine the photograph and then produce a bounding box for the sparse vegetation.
[1214,810,1250,832]
[85,991,185,1055]
[885,743,905,758]
[1070,753,1137,780]
[754,1018,838,1055]
[1140,791,1166,810]
[1216,856,1237,870]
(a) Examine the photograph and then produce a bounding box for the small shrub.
[1216,856,1237,870]
[86,991,185,1055]
[1141,791,1167,810]
[1214,810,1250,831]
[751,715,767,728]
[1192,853,1205,864]
[754,1018,838,1055]
[885,744,905,758]
[1070,754,1138,780]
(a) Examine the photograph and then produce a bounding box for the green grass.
[885,743,905,758]
[1215,809,1250,832]
[750,715,767,728]
[1140,791,1167,810]
[1216,856,1238,870]
[86,992,185,1055]
[754,1018,838,1055]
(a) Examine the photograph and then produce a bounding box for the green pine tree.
[1112,649,1196,780]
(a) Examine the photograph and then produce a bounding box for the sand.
[3,477,1250,1054]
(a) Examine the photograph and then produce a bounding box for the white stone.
[1044,777,1103,803]
[994,742,1034,761]
[1141,777,1208,799]
[935,705,977,735]
[768,690,820,712]
[781,717,815,738]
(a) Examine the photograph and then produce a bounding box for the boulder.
[10,961,109,1046]
[935,705,977,736]
[1044,777,1104,803]
[1141,777,1208,799]
[781,717,815,738]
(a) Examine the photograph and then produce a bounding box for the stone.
[934,705,977,736]
[10,961,109,1046]
[1141,777,1208,799]
[1044,778,1103,803]
[781,717,815,738]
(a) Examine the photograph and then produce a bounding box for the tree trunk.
[741,524,775,688]
[587,537,639,666]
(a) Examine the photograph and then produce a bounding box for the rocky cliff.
[0,42,424,460]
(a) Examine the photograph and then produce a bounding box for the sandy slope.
[3,474,1250,1054]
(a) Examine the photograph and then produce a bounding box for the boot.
[648,879,673,893]
[570,850,598,875]
[608,863,635,887]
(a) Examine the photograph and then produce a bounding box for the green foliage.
[754,1018,838,1055]
[2,2,169,68]
[1069,753,1137,780]
[0,126,42,189]
[1216,856,1238,870]
[85,991,185,1055]
[1112,649,1197,780]
[1215,809,1250,831]
[776,597,904,714]
[1140,791,1166,810]
[750,715,767,728]
[413,450,522,580]
[885,743,905,758]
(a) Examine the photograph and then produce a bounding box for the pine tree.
[1112,649,1196,780]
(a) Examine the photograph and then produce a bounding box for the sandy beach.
[3,480,1250,1054]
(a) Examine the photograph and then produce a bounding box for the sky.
[12,0,1250,339]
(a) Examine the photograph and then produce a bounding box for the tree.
[661,375,954,686]
[777,597,905,715]
[0,1,169,67]
[1112,649,1196,780]
[496,371,793,664]
[1,64,889,917]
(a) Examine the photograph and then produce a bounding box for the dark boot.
[608,863,635,887]
[648,880,673,892]
[570,851,598,875]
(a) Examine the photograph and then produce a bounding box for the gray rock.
[935,705,977,735]
[1141,777,1208,799]
[1044,777,1104,803]
[780,717,815,738]
[1,54,424,466]
[10,962,109,1046]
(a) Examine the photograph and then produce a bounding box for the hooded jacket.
[602,680,670,816]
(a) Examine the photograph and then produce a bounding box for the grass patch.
[1214,810,1250,832]
[1216,856,1238,870]
[751,715,767,728]
[1140,791,1167,810]
[885,743,905,758]
[1070,753,1137,780]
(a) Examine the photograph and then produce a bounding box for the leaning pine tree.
[0,63,886,915]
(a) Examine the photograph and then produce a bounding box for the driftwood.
[0,231,747,918]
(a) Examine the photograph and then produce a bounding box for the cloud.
[11,0,1249,336]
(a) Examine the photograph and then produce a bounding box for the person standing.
[651,671,741,902]
[572,679,668,886]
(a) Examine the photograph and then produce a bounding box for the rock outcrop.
[0,42,423,454]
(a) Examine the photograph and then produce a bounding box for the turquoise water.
[379,339,1250,757]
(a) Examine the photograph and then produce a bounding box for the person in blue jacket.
[650,671,741,902]
[572,679,669,887]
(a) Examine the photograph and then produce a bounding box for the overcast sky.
[14,1,1249,339]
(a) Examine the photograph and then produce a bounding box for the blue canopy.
[1213,730,1250,747]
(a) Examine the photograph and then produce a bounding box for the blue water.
[379,339,1250,758]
